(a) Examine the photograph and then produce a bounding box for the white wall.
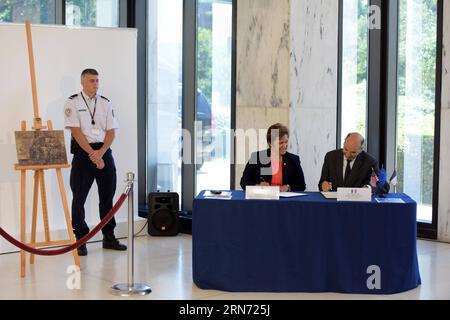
[0,23,138,253]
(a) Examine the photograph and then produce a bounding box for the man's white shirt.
[342,156,356,180]
[64,91,118,143]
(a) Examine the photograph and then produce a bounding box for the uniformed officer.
[64,68,126,256]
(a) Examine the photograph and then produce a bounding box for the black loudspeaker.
[147,192,179,236]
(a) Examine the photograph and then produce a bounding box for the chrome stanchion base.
[110,283,152,297]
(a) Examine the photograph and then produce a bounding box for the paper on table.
[375,198,405,204]
[203,191,232,200]
[321,192,338,199]
[279,192,307,198]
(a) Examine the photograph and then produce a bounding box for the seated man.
[319,133,379,191]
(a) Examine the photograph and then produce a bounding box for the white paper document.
[279,192,307,198]
[321,192,338,199]
[203,191,232,200]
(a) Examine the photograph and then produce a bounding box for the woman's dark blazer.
[240,149,306,191]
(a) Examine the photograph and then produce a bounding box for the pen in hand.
[259,176,270,186]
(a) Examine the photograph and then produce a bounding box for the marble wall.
[235,0,291,188]
[235,0,450,243]
[290,0,339,191]
[235,0,339,190]
[438,1,450,242]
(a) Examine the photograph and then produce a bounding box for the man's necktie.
[344,159,352,184]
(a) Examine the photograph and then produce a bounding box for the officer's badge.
[65,108,72,117]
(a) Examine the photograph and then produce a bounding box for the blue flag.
[379,167,387,186]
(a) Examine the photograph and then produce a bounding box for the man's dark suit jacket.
[318,149,379,191]
[240,149,306,191]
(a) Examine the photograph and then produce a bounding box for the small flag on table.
[370,168,379,188]
[390,169,398,193]
[389,169,398,186]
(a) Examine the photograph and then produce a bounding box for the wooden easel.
[14,20,79,278]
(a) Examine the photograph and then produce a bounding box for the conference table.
[192,191,421,294]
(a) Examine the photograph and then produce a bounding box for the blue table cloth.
[192,191,421,294]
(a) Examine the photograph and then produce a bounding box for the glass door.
[195,0,233,193]
[396,0,438,224]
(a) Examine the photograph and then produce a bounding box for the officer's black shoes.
[102,234,127,251]
[77,244,88,256]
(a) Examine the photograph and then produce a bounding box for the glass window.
[195,0,233,193]
[65,0,119,27]
[147,0,183,197]
[396,0,437,223]
[340,0,369,146]
[0,0,55,24]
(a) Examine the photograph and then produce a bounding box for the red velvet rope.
[0,193,128,256]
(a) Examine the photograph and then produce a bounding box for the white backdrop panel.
[0,23,137,253]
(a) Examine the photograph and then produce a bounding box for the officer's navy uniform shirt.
[64,91,118,142]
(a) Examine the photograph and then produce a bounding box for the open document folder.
[203,191,232,200]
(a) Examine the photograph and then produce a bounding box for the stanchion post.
[127,172,134,288]
[111,172,151,296]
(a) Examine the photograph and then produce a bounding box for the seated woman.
[240,123,306,192]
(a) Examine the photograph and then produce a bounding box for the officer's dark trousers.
[70,146,117,239]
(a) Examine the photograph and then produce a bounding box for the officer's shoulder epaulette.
[100,95,110,102]
[68,94,78,100]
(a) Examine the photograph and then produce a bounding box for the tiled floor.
[1,235,449,300]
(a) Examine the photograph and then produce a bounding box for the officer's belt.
[71,137,104,154]
[89,143,104,150]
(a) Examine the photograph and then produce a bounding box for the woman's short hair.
[266,123,289,146]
